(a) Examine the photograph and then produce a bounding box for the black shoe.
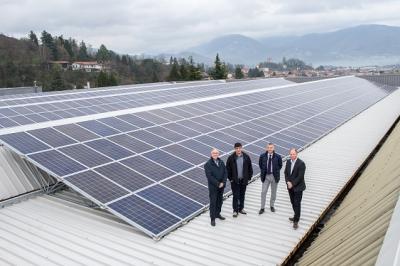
[270,207,275,212]
[217,215,226,220]
[211,220,216,226]
[293,222,298,229]
[289,217,294,222]
[233,212,238,218]
[239,210,247,215]
[259,208,265,215]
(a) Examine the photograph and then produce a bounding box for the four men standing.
[204,144,306,230]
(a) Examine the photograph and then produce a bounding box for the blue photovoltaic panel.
[54,124,99,142]
[0,117,19,127]
[108,194,181,236]
[143,149,193,173]
[10,115,34,125]
[85,139,134,160]
[120,156,175,181]
[128,130,171,147]
[65,170,129,203]
[59,144,112,168]
[0,132,51,154]
[163,123,201,137]
[146,127,187,142]
[28,127,77,148]
[182,167,208,186]
[137,184,203,219]
[98,117,139,132]
[28,150,86,177]
[78,120,120,136]
[95,162,154,192]
[108,134,154,153]
[117,114,154,128]
[161,175,209,205]
[180,139,213,155]
[161,144,208,165]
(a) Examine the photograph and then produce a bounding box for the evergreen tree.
[234,66,244,79]
[108,72,118,86]
[179,63,188,80]
[49,66,66,90]
[167,57,181,81]
[96,44,110,63]
[29,31,38,46]
[78,41,89,60]
[97,71,108,87]
[248,67,264,78]
[63,39,74,59]
[188,56,202,80]
[41,31,58,60]
[211,53,227,79]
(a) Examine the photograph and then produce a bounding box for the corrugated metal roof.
[298,118,400,266]
[0,147,49,201]
[0,88,399,266]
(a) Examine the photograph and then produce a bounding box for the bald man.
[284,148,306,229]
[204,148,227,226]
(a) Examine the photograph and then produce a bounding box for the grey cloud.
[1,0,400,54]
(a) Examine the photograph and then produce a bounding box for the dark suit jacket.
[226,152,253,185]
[259,152,283,183]
[204,157,227,189]
[284,158,306,192]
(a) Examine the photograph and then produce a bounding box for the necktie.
[267,154,272,175]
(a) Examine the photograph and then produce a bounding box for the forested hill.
[0,31,203,91]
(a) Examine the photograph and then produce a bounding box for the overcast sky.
[2,0,400,54]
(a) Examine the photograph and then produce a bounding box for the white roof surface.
[0,86,399,265]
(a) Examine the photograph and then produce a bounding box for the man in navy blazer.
[284,148,306,229]
[204,148,227,226]
[259,143,282,214]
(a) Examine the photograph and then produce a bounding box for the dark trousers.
[231,180,247,212]
[289,189,303,222]
[209,187,224,220]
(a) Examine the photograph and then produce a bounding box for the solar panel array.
[0,76,396,239]
[0,79,292,129]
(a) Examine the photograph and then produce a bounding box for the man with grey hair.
[284,148,306,229]
[259,143,282,214]
[204,148,227,226]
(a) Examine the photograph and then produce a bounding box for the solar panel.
[59,144,112,168]
[120,156,175,181]
[137,184,203,219]
[78,120,120,136]
[85,139,134,160]
[65,170,129,203]
[0,132,50,154]
[161,175,209,205]
[28,128,77,148]
[0,76,397,240]
[54,124,100,142]
[95,162,154,192]
[28,150,86,176]
[108,134,154,153]
[162,144,208,165]
[108,194,181,236]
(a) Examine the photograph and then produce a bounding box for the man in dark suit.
[204,148,227,226]
[226,143,253,217]
[259,143,282,214]
[284,148,306,229]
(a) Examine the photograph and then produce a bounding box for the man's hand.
[287,181,293,189]
[219,182,224,188]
